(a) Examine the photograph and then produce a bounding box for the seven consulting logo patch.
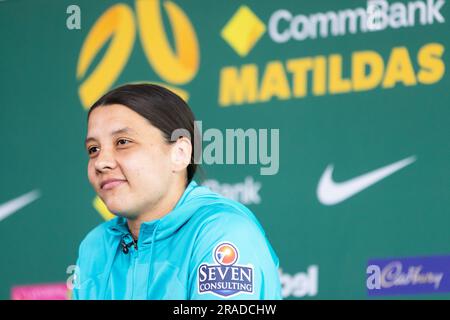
[198,242,254,297]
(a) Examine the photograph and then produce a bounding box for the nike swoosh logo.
[0,190,41,222]
[317,156,416,206]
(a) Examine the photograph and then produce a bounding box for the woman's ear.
[170,136,192,173]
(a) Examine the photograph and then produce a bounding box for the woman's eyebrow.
[85,127,136,145]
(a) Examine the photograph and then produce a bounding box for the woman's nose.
[94,149,117,172]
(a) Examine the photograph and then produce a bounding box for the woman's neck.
[126,180,187,240]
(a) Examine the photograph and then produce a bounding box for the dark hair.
[88,83,198,184]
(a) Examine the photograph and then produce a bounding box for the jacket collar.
[106,180,214,246]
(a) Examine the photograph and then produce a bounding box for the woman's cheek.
[87,161,97,188]
[121,156,148,184]
[123,147,170,183]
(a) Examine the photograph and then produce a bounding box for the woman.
[73,83,281,299]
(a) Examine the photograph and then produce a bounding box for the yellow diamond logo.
[221,6,266,57]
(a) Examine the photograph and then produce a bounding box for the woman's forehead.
[89,104,143,125]
[86,104,159,140]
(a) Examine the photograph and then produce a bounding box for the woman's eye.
[88,146,99,155]
[117,139,130,146]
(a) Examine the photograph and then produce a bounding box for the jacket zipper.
[130,241,138,299]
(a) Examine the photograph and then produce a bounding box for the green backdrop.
[1,0,449,299]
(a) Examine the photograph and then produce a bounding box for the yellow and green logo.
[221,6,266,57]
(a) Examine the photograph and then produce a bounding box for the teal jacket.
[73,180,281,299]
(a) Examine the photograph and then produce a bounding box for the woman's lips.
[102,180,126,190]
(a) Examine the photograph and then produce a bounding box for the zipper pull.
[121,241,129,254]
[121,234,135,254]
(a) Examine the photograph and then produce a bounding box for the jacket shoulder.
[77,219,118,260]
[80,220,112,247]
[190,196,265,237]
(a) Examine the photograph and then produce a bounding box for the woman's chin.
[104,203,139,219]
[103,200,130,216]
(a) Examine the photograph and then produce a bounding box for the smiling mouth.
[101,180,126,190]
